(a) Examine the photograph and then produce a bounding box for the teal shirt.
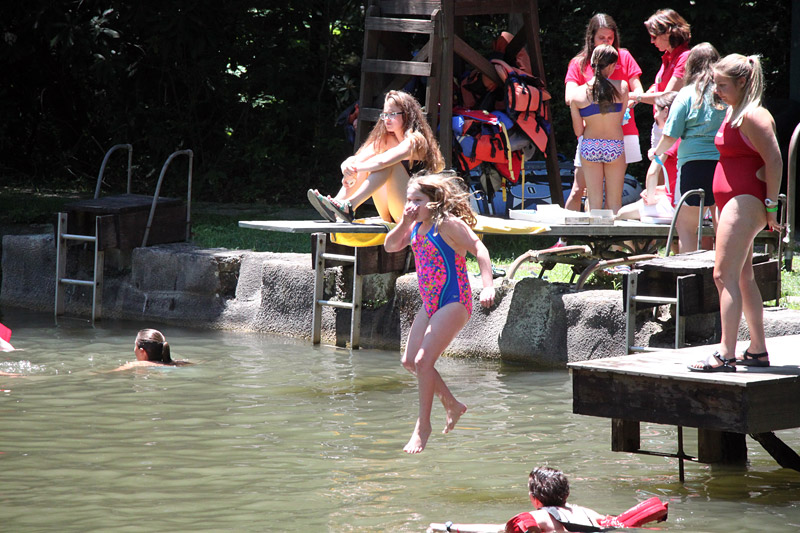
[662,84,727,166]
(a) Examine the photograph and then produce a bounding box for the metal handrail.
[93,144,133,199]
[141,149,193,248]
[786,121,799,271]
[665,188,705,256]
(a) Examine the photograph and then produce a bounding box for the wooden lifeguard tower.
[355,0,563,205]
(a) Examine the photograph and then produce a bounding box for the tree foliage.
[0,0,792,202]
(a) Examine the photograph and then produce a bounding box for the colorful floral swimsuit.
[411,222,472,318]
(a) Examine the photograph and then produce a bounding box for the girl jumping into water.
[384,173,496,454]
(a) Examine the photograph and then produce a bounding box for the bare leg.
[402,308,468,441]
[713,196,766,361]
[581,160,604,214]
[616,199,642,220]
[403,303,469,454]
[602,156,626,214]
[565,167,586,211]
[337,164,410,222]
[675,205,701,253]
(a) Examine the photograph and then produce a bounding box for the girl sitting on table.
[308,90,444,223]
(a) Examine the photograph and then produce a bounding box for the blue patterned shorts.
[580,138,624,163]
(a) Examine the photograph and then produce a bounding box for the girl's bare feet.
[443,402,467,434]
[403,419,432,454]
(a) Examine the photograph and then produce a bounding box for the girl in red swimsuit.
[688,54,782,372]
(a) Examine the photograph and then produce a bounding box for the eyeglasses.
[379,111,403,120]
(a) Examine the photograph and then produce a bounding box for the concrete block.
[1,234,56,311]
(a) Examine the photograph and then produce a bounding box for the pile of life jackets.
[453,32,552,200]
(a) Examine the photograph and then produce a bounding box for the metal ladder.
[311,233,363,349]
[55,146,193,323]
[625,188,706,353]
[55,143,132,324]
[54,213,107,325]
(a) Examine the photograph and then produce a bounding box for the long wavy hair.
[410,172,477,230]
[684,42,721,110]
[713,54,765,128]
[576,13,620,72]
[359,90,445,173]
[644,9,691,49]
[589,44,621,113]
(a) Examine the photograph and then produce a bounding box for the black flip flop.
[735,349,770,367]
[307,189,337,222]
[319,196,354,223]
[687,352,736,373]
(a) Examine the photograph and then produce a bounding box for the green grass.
[192,212,311,253]
[3,187,799,303]
[0,188,78,225]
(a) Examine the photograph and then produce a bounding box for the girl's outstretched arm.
[440,218,495,308]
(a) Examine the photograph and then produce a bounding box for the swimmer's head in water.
[528,466,570,507]
[135,329,172,364]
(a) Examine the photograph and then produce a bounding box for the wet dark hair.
[578,13,620,71]
[135,328,173,364]
[529,467,570,507]
[590,44,621,113]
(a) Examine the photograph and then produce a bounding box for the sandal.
[687,352,736,373]
[307,189,337,222]
[734,349,770,367]
[319,196,354,223]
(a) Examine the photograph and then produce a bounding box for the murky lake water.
[1,308,799,532]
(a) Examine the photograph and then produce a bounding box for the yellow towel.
[331,215,548,247]
[474,215,549,235]
[331,219,394,247]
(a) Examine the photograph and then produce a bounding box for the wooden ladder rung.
[378,0,440,16]
[365,16,435,34]
[362,59,432,77]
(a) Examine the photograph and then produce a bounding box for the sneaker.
[307,189,337,222]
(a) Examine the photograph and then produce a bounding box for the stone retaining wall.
[4,235,800,365]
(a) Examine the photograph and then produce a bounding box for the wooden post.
[611,419,640,452]
[440,0,455,168]
[523,0,563,205]
[698,429,747,464]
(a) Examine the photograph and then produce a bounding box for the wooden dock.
[569,336,800,478]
